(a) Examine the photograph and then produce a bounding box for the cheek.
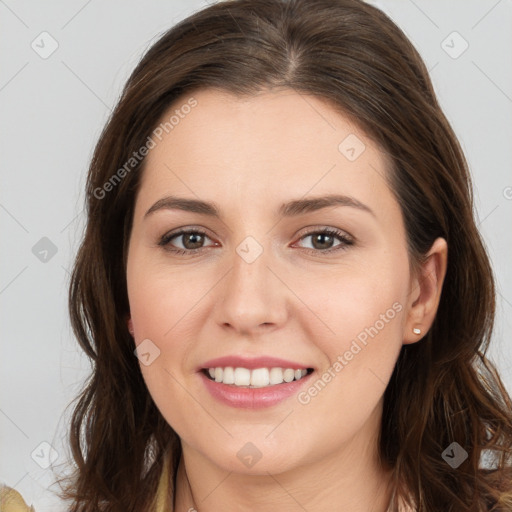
[299,257,406,347]
[337,275,404,350]
[126,257,215,415]
[127,256,212,341]
[294,256,407,401]
[126,263,201,433]
[289,274,405,451]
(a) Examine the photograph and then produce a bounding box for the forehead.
[136,88,398,223]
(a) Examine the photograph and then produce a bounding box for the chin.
[197,436,307,476]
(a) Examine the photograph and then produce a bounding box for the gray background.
[1,1,511,510]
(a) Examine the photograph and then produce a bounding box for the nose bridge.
[216,236,287,333]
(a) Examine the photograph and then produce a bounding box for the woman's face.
[126,88,421,475]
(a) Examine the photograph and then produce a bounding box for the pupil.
[185,233,203,249]
[313,233,333,250]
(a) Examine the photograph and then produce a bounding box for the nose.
[215,245,289,337]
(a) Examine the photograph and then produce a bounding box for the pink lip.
[199,370,314,409]
[199,355,312,371]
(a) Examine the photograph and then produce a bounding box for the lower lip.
[199,371,314,409]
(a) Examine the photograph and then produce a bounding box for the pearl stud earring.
[412,327,421,335]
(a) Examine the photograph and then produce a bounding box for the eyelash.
[158,227,354,256]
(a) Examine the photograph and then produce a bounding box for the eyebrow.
[144,193,376,219]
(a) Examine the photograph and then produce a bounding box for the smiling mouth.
[202,367,315,388]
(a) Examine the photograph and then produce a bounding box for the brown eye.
[179,232,205,250]
[158,229,215,254]
[310,232,336,250]
[296,228,354,254]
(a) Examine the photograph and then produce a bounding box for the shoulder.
[0,485,35,512]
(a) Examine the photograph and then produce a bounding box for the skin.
[126,88,447,512]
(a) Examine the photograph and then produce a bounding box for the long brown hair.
[61,0,512,510]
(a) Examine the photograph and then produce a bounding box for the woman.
[53,0,512,510]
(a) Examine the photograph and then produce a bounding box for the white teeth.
[269,367,283,385]
[250,368,270,387]
[283,368,295,383]
[234,367,251,386]
[223,366,235,384]
[206,366,310,387]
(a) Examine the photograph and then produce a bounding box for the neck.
[173,407,394,512]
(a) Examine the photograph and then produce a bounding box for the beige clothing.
[0,486,35,512]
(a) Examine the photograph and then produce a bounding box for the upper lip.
[199,356,313,371]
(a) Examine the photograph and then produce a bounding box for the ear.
[403,237,448,345]
[127,316,134,336]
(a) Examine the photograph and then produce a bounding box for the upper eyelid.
[161,226,351,240]
[295,225,352,238]
[160,228,213,245]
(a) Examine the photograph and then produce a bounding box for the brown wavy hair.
[60,0,512,510]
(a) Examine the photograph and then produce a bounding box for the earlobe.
[127,317,134,336]
[404,237,448,345]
